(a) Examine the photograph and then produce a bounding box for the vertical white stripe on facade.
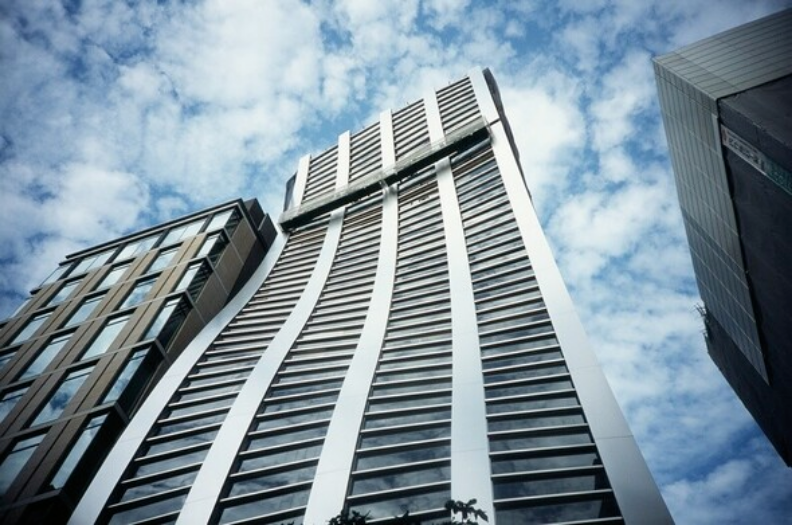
[292,154,311,209]
[68,227,293,525]
[174,138,350,525]
[303,110,399,523]
[425,87,494,522]
[474,69,673,522]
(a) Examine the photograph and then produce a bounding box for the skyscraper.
[0,199,275,523]
[67,69,670,524]
[654,9,792,465]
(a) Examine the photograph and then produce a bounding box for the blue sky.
[1,0,792,522]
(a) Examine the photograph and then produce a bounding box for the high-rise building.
[64,69,670,524]
[0,199,276,523]
[654,9,792,465]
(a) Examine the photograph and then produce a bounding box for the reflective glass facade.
[73,70,669,524]
[655,8,792,465]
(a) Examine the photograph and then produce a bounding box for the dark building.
[70,69,671,525]
[654,8,792,465]
[0,199,275,523]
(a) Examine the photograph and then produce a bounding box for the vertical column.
[469,68,673,524]
[424,88,494,520]
[172,139,351,524]
[303,110,399,523]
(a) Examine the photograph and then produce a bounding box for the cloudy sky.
[2,0,791,522]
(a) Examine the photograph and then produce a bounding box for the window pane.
[19,332,74,380]
[0,386,28,423]
[72,250,114,276]
[145,299,189,348]
[50,414,107,489]
[40,264,71,286]
[177,264,200,292]
[32,366,94,426]
[10,312,51,346]
[0,351,15,371]
[122,278,157,310]
[0,434,45,495]
[103,349,148,404]
[206,210,233,232]
[162,220,205,246]
[149,248,179,273]
[117,235,158,261]
[65,295,104,327]
[46,280,81,307]
[82,315,130,360]
[197,233,228,264]
[99,265,130,289]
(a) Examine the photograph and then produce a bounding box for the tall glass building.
[655,8,792,465]
[69,69,671,524]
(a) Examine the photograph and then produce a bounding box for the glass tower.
[654,8,792,465]
[72,69,671,524]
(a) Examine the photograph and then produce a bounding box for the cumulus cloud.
[2,1,792,523]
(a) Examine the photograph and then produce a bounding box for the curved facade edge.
[68,229,290,525]
[488,119,673,523]
[175,132,351,525]
[425,89,494,521]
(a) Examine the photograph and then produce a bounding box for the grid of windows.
[217,196,382,525]
[101,218,328,525]
[452,146,621,522]
[345,166,452,522]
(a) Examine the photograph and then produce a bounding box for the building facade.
[0,199,275,523]
[69,69,671,524]
[654,8,792,465]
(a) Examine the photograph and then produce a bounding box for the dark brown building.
[0,198,275,523]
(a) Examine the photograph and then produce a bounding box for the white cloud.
[2,1,792,522]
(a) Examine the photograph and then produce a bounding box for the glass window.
[197,233,228,265]
[46,280,81,307]
[206,209,233,232]
[176,262,211,300]
[9,312,51,346]
[65,294,105,327]
[31,366,95,426]
[0,351,16,371]
[10,296,32,319]
[145,298,189,348]
[99,264,130,289]
[82,315,130,360]
[121,278,157,310]
[227,463,317,498]
[116,235,159,262]
[494,496,620,524]
[0,433,45,496]
[71,250,114,276]
[162,219,205,247]
[356,443,450,471]
[19,332,74,380]
[50,414,108,489]
[103,349,149,404]
[149,248,179,273]
[40,264,71,286]
[351,463,450,495]
[0,386,28,423]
